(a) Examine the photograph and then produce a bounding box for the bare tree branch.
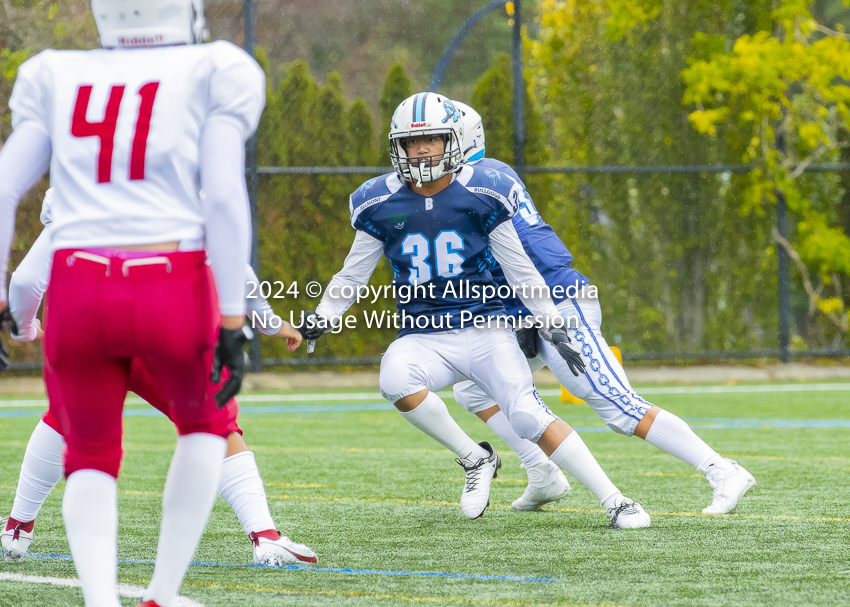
[783,140,849,180]
[816,23,850,40]
[772,227,848,334]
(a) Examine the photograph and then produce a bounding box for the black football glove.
[539,327,585,377]
[211,325,253,408]
[515,325,539,359]
[298,310,328,341]
[0,307,19,372]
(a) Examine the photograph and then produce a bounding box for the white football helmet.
[91,0,207,48]
[389,92,465,185]
[453,101,486,163]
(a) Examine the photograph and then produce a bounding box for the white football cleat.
[606,497,651,529]
[512,460,571,511]
[457,442,501,519]
[250,530,318,566]
[1,516,34,561]
[702,459,756,514]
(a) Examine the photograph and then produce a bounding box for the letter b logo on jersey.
[425,198,433,211]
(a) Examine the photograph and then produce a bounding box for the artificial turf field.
[0,381,848,607]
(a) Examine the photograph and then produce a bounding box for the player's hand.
[211,325,253,408]
[515,325,539,359]
[0,304,19,372]
[34,319,44,341]
[298,310,328,341]
[539,327,585,377]
[274,320,303,352]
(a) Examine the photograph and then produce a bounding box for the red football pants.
[44,249,235,478]
[41,359,241,439]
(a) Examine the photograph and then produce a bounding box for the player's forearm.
[9,274,43,341]
[0,126,51,302]
[244,265,283,336]
[315,230,383,320]
[9,228,52,341]
[199,120,251,318]
[489,221,561,328]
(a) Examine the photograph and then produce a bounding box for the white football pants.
[454,292,653,436]
[379,326,558,442]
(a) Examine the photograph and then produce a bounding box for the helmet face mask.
[91,0,208,48]
[389,93,465,186]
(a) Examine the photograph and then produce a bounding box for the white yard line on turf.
[0,572,204,606]
[1,382,848,409]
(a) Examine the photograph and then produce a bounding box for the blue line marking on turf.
[27,553,557,583]
[2,406,850,431]
[0,404,395,418]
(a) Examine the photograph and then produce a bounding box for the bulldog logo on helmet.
[442,100,461,124]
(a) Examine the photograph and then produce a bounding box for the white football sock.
[549,431,620,505]
[399,392,488,465]
[62,469,121,607]
[11,420,65,523]
[643,409,729,474]
[143,433,226,607]
[218,451,276,535]
[483,410,548,471]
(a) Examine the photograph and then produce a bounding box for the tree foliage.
[3,1,850,363]
[683,0,850,341]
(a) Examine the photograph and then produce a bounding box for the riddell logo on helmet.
[118,35,164,46]
[410,122,428,128]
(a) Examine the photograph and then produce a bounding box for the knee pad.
[507,409,551,442]
[379,357,426,403]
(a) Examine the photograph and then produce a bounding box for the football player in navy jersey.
[451,101,756,515]
[304,92,650,528]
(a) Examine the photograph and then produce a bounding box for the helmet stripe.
[413,93,427,123]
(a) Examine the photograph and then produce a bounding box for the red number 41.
[71,82,160,184]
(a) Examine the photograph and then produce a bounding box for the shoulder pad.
[206,41,265,139]
[475,157,522,184]
[349,173,403,227]
[457,165,521,216]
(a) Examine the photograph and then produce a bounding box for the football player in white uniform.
[452,101,756,515]
[0,1,270,605]
[302,92,651,529]
[1,190,317,568]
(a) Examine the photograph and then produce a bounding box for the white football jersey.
[9,40,264,250]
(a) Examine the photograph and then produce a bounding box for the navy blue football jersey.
[471,158,589,316]
[349,165,522,336]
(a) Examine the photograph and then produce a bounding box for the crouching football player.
[303,93,651,528]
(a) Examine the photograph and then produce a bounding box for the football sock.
[218,451,277,535]
[11,420,65,523]
[143,433,226,606]
[483,410,548,472]
[400,392,488,465]
[62,469,121,607]
[643,409,729,474]
[549,431,619,505]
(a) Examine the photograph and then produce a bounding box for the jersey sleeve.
[244,263,283,336]
[316,230,384,321]
[9,52,51,136]
[458,165,522,234]
[9,226,53,342]
[206,42,266,141]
